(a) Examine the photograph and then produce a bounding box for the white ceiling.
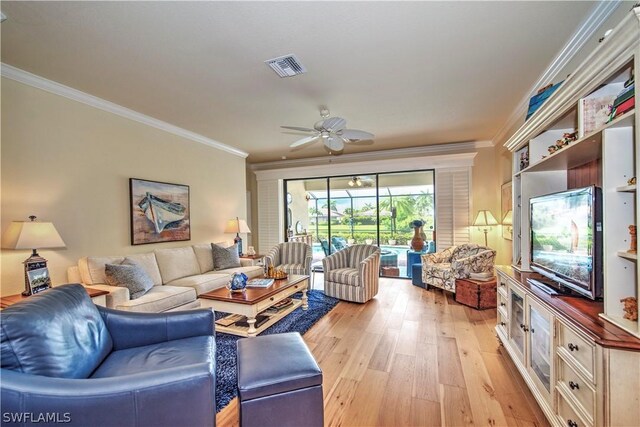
[0,1,597,163]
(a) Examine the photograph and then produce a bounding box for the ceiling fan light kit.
[282,108,374,155]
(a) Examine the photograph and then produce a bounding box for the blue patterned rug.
[214,289,339,412]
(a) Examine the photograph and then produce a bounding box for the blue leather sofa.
[1,284,216,427]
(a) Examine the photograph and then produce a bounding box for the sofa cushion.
[167,273,230,295]
[212,243,241,270]
[155,247,201,284]
[91,335,214,379]
[125,253,163,286]
[80,256,124,285]
[112,285,196,313]
[0,284,113,379]
[192,244,214,274]
[104,261,154,300]
[325,267,360,287]
[215,265,264,279]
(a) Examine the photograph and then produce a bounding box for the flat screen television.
[529,185,602,300]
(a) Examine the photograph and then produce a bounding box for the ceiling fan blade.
[340,129,375,141]
[290,135,320,148]
[324,135,345,152]
[322,117,347,133]
[281,126,316,133]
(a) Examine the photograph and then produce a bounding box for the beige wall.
[1,78,247,295]
[469,146,511,266]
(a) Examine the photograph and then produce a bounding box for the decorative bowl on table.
[227,272,248,293]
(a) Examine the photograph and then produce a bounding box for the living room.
[2,2,640,427]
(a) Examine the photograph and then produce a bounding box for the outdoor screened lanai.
[284,170,435,279]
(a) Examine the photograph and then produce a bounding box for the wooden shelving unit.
[617,250,638,260]
[616,184,637,192]
[499,7,640,427]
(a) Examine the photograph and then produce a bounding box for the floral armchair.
[421,244,496,293]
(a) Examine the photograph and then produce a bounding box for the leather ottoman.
[455,277,497,310]
[237,332,323,427]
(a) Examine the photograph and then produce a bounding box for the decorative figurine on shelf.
[628,176,637,186]
[520,151,529,170]
[246,246,256,256]
[629,225,637,254]
[620,296,638,321]
[547,131,578,155]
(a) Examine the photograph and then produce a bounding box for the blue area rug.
[214,289,339,412]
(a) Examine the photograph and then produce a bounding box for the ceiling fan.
[282,107,374,153]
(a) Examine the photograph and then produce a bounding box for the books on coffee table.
[246,278,275,288]
[264,297,294,314]
[215,314,244,327]
[235,314,270,328]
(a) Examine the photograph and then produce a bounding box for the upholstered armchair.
[1,284,216,427]
[421,244,496,293]
[322,244,381,303]
[266,242,312,275]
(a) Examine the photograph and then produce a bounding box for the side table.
[240,254,266,267]
[0,286,108,309]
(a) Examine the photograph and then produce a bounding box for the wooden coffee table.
[198,274,309,337]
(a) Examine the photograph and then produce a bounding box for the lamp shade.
[2,220,66,250]
[473,210,498,227]
[502,210,513,226]
[224,218,251,234]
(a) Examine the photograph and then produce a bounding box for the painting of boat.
[130,178,190,245]
[139,192,186,233]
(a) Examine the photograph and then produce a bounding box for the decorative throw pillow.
[211,243,241,270]
[104,260,154,300]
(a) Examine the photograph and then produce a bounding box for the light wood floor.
[217,277,549,427]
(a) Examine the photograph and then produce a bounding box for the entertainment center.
[497,7,640,427]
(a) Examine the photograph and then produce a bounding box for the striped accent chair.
[265,242,312,276]
[322,244,381,303]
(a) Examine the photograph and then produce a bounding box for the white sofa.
[67,243,263,313]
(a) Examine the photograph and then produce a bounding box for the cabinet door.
[527,298,554,404]
[509,285,526,363]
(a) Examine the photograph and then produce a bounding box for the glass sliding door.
[378,171,435,278]
[283,169,435,279]
[284,178,328,268]
[329,175,378,249]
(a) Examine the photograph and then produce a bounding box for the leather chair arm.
[98,306,214,350]
[1,366,214,427]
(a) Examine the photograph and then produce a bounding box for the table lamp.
[1,215,66,296]
[224,217,251,256]
[502,210,513,238]
[472,210,498,246]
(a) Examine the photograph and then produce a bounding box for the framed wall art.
[501,181,513,240]
[130,178,191,245]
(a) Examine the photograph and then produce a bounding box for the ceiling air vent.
[265,54,307,78]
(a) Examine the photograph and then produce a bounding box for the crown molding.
[1,63,249,159]
[504,6,638,152]
[252,152,477,182]
[250,140,491,171]
[492,0,621,146]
